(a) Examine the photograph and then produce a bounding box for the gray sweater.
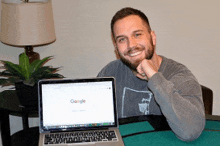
[97,56,205,141]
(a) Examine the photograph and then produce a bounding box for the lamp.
[0,0,56,63]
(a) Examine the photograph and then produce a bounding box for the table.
[0,90,38,146]
[1,90,219,146]
[119,116,220,146]
[7,115,220,146]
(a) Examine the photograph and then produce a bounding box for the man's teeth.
[129,51,142,57]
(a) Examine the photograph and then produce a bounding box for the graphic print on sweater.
[122,87,153,118]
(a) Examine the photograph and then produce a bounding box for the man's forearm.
[148,72,205,141]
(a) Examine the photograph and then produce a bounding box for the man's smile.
[124,44,145,58]
[128,50,144,57]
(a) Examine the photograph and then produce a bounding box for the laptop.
[38,77,124,146]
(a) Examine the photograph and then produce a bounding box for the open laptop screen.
[38,78,117,133]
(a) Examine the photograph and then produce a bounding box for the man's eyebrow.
[133,30,144,33]
[115,35,126,41]
[115,30,144,41]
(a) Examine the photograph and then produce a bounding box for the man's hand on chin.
[136,59,158,80]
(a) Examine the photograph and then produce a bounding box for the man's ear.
[114,49,120,59]
[151,31,156,46]
[111,32,117,48]
[111,32,120,59]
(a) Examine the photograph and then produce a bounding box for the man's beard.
[117,43,155,71]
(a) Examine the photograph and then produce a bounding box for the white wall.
[0,0,220,134]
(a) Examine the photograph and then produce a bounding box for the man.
[97,7,205,141]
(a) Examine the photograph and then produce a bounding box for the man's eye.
[135,33,142,37]
[118,38,126,43]
[119,38,124,42]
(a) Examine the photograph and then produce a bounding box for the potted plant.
[0,53,64,107]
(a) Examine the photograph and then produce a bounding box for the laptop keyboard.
[44,130,118,145]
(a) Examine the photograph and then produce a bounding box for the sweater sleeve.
[148,72,205,141]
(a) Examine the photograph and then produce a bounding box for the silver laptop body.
[38,77,124,146]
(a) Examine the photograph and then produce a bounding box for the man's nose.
[127,37,137,48]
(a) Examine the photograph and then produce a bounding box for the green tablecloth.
[119,121,154,136]
[122,131,220,146]
[119,120,220,146]
[205,120,220,130]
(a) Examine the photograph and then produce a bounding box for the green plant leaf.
[19,53,30,79]
[0,78,9,86]
[0,55,64,87]
[1,61,25,80]
[29,59,40,75]
[29,56,53,75]
[0,77,20,87]
[0,70,13,77]
[8,77,21,83]
[30,67,52,80]
[37,66,61,73]
[30,66,63,83]
[30,66,59,77]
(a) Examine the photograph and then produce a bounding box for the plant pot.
[15,82,38,108]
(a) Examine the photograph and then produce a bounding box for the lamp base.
[22,46,40,64]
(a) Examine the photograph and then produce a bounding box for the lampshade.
[0,0,56,47]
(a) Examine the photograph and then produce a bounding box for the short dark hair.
[111,7,151,39]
